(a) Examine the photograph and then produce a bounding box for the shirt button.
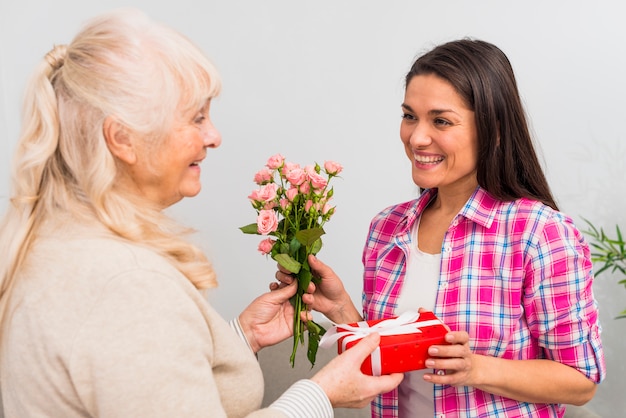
[440,282,448,289]
[444,246,452,253]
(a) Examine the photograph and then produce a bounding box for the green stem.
[290,290,302,367]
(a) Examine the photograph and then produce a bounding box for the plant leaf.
[273,253,301,274]
[289,236,301,256]
[310,238,323,255]
[239,223,260,234]
[306,320,327,367]
[296,227,325,246]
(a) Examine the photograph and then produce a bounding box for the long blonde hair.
[0,9,220,322]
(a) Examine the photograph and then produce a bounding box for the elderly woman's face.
[399,74,478,195]
[129,99,221,208]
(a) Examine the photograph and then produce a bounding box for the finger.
[300,310,313,322]
[276,263,295,275]
[308,255,333,277]
[345,333,381,362]
[275,270,295,284]
[425,355,470,374]
[444,331,470,344]
[266,279,298,301]
[301,293,314,305]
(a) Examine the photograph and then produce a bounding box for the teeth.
[415,155,443,164]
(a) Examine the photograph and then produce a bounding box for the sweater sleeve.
[228,320,333,418]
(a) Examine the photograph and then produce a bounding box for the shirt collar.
[411,187,500,230]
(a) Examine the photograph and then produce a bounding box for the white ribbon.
[319,310,444,376]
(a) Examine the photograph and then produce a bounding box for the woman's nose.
[409,124,432,148]
[204,120,222,148]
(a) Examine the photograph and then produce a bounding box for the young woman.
[277,39,606,418]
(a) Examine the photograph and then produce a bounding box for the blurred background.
[1,1,624,415]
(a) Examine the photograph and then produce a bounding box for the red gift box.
[319,311,450,376]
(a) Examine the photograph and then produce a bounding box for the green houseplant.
[583,219,626,319]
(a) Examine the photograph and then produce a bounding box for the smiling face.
[126,99,221,208]
[400,73,479,197]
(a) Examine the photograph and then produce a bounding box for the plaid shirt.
[362,187,605,418]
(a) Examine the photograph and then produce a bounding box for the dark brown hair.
[406,38,558,210]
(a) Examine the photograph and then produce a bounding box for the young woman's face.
[130,99,221,208]
[400,74,479,195]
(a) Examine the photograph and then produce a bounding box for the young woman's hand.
[273,255,362,324]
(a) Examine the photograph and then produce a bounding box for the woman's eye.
[434,118,451,126]
[401,113,416,121]
[194,114,206,124]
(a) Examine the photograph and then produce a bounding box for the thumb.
[308,255,331,277]
[267,279,298,301]
[345,333,381,363]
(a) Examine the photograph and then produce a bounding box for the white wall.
[1,1,624,415]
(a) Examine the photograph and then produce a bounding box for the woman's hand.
[238,280,297,353]
[422,331,477,386]
[311,333,404,408]
[273,255,361,324]
[422,331,598,405]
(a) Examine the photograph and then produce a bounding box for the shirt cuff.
[229,317,255,354]
[270,379,333,418]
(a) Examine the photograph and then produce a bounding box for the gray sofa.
[258,325,600,418]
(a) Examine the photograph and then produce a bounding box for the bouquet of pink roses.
[240,154,342,367]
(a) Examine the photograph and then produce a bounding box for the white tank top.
[394,218,441,418]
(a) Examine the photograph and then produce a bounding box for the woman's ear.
[103,116,137,165]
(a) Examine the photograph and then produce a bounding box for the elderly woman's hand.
[237,280,297,353]
[311,333,404,408]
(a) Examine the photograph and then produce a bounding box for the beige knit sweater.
[0,219,329,418]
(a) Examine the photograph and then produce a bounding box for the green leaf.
[310,238,323,255]
[296,227,325,246]
[298,268,313,293]
[272,253,301,274]
[306,320,327,367]
[239,223,260,234]
[289,236,301,256]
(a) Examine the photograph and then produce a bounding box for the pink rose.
[258,183,279,203]
[253,168,274,185]
[258,238,276,255]
[308,172,327,190]
[285,168,306,186]
[304,165,317,176]
[263,201,277,210]
[266,154,285,170]
[248,189,261,202]
[324,161,342,175]
[322,203,332,215]
[285,187,299,202]
[279,198,290,210]
[257,209,278,234]
[299,181,310,194]
[304,200,314,213]
[281,162,300,176]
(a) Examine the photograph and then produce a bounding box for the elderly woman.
[0,9,402,418]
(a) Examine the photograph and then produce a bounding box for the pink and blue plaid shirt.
[362,187,605,418]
